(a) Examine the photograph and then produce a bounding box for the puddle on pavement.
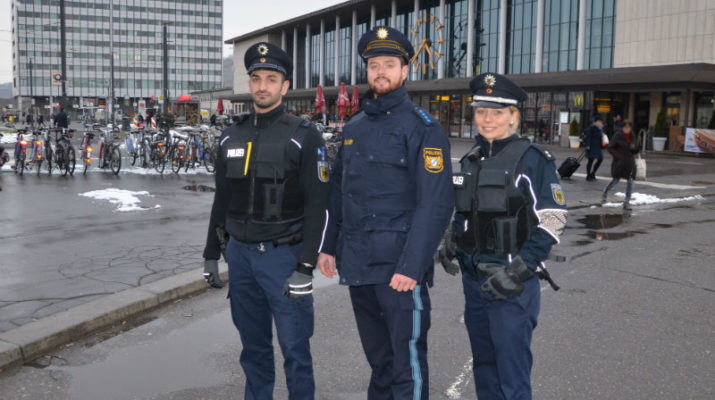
[182,184,215,192]
[576,214,627,230]
[584,229,646,241]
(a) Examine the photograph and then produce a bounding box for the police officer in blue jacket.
[317,26,453,400]
[203,42,330,399]
[440,73,568,400]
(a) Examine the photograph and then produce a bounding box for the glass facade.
[324,29,335,87]
[585,0,616,69]
[543,0,579,72]
[13,0,222,100]
[446,0,470,78]
[310,31,320,87]
[338,24,351,84]
[477,0,500,75]
[506,0,537,74]
[409,1,441,81]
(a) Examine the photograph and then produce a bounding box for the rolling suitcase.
[558,150,585,179]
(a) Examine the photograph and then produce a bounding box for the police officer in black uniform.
[202,41,330,400]
[440,73,568,400]
[317,26,453,400]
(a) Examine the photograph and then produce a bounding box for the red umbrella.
[314,84,326,114]
[336,82,350,120]
[350,85,360,116]
[216,98,224,115]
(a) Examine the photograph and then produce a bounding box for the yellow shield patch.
[423,147,444,173]
[551,183,565,205]
[318,160,330,182]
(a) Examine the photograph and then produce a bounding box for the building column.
[370,4,376,28]
[577,0,587,70]
[391,0,397,28]
[498,0,507,74]
[411,0,420,81]
[305,23,311,88]
[319,19,325,87]
[437,0,445,79]
[281,30,287,51]
[534,0,544,73]
[351,10,357,85]
[335,15,341,85]
[466,0,475,77]
[293,26,298,85]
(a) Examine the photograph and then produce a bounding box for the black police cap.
[357,26,415,63]
[244,42,293,78]
[469,73,528,108]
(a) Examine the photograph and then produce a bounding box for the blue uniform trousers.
[349,283,430,400]
[462,273,540,400]
[226,238,315,400]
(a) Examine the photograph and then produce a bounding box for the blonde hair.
[508,106,520,132]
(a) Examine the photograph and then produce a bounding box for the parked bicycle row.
[0,124,221,177]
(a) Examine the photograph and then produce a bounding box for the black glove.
[438,234,460,276]
[203,259,225,289]
[476,262,504,278]
[283,263,313,299]
[481,256,534,300]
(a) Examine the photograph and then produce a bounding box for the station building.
[225,0,715,143]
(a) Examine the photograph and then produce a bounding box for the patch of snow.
[79,188,158,212]
[603,192,704,207]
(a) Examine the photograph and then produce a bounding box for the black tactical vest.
[453,139,537,256]
[222,114,311,242]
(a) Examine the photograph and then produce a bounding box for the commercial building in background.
[11,0,223,121]
[225,0,715,146]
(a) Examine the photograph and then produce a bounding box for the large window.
[295,31,306,89]
[543,0,579,72]
[585,0,616,69]
[477,0,500,75]
[506,0,537,74]
[355,20,368,84]
[310,31,320,87]
[324,29,335,87]
[446,0,470,78]
[338,24,352,84]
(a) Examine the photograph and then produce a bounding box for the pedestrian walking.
[55,108,69,129]
[37,115,44,127]
[202,41,330,399]
[317,26,454,400]
[26,113,33,128]
[584,116,604,180]
[439,73,568,400]
[602,120,639,210]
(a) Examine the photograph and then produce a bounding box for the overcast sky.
[0,0,342,85]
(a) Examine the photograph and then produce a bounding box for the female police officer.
[445,73,568,400]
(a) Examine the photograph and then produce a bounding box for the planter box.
[569,136,581,149]
[653,137,667,151]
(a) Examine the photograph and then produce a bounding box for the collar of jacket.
[251,105,285,128]
[362,85,408,116]
[475,133,520,158]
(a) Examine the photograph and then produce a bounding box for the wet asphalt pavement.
[0,136,714,399]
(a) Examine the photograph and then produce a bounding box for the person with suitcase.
[584,116,605,181]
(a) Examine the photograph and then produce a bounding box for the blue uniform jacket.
[454,134,568,270]
[585,124,604,159]
[321,86,454,286]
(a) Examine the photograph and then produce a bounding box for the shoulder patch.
[530,144,555,161]
[413,107,434,126]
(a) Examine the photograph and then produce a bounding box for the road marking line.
[570,173,705,190]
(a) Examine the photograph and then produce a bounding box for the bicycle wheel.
[66,146,76,176]
[35,157,42,176]
[141,139,151,168]
[184,144,194,173]
[59,148,69,176]
[153,147,165,174]
[110,146,121,175]
[131,147,138,166]
[15,156,24,176]
[204,144,216,173]
[170,146,183,174]
[46,147,53,175]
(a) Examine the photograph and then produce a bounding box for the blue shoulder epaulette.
[530,144,555,161]
[413,106,434,126]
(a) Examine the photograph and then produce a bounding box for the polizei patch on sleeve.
[551,183,566,205]
[423,147,444,173]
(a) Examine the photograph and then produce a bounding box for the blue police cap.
[469,73,528,108]
[244,42,293,78]
[358,26,414,63]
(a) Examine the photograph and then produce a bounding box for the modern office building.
[11,0,223,119]
[225,0,715,142]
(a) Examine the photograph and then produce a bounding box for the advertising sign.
[684,128,715,154]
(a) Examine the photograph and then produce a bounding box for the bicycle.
[128,129,151,168]
[168,129,189,174]
[13,129,29,176]
[26,128,46,176]
[186,128,217,173]
[98,125,122,175]
[79,130,95,175]
[52,128,76,176]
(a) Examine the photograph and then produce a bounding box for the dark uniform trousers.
[226,238,314,400]
[349,283,431,400]
[462,273,540,400]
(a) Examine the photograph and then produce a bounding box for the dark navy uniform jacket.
[321,86,454,286]
[454,134,568,270]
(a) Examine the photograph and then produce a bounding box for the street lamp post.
[29,58,34,116]
[162,23,169,116]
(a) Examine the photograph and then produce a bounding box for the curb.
[0,264,228,371]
